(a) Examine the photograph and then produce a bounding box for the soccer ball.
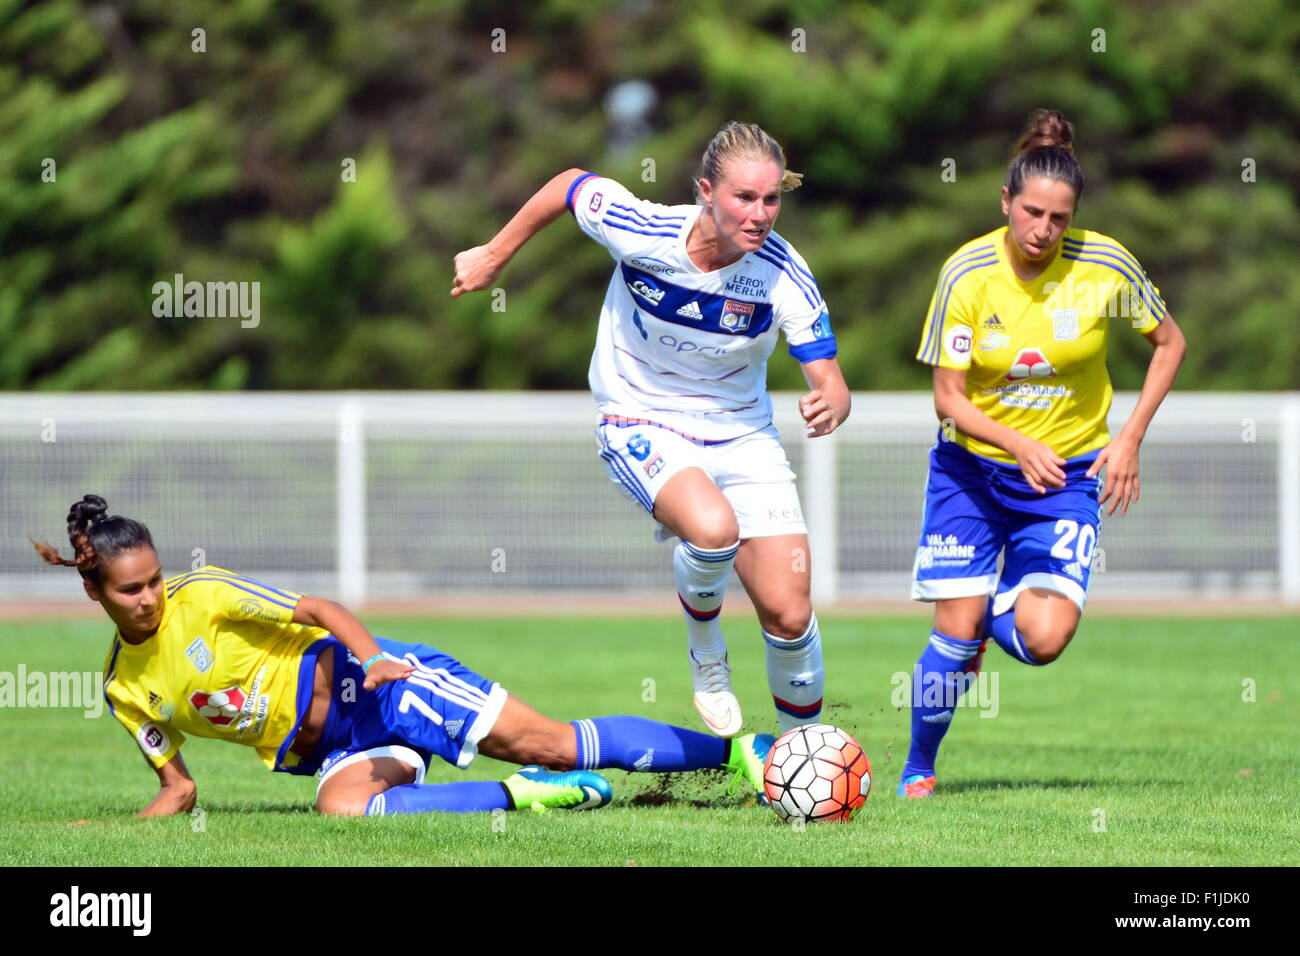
[762,723,871,823]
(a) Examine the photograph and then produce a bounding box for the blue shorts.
[910,435,1103,615]
[297,637,508,785]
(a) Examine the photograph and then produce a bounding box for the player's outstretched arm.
[934,366,1066,493]
[799,357,851,437]
[451,168,590,297]
[291,595,413,690]
[1086,312,1187,515]
[135,752,197,818]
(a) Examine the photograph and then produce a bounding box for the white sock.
[764,614,825,733]
[673,539,738,658]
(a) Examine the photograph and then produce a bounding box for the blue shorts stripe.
[600,448,655,512]
[402,662,489,713]
[329,637,501,773]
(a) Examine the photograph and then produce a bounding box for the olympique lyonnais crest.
[720,299,754,332]
[190,686,247,726]
[1006,348,1055,382]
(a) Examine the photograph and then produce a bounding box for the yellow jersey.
[101,566,332,773]
[916,226,1165,464]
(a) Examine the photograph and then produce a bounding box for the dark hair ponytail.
[31,495,156,586]
[1005,108,1084,202]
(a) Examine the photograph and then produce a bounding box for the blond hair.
[694,121,803,202]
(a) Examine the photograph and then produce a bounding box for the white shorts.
[596,417,807,540]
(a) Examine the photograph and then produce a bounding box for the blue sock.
[902,630,983,781]
[571,716,728,772]
[985,601,1043,666]
[366,781,511,815]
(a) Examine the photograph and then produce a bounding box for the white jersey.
[567,173,837,442]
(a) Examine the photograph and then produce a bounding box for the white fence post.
[1280,396,1300,605]
[802,428,839,605]
[337,399,367,605]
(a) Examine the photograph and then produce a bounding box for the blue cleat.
[503,766,613,811]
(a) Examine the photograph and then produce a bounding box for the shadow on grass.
[90,802,316,816]
[933,776,1164,794]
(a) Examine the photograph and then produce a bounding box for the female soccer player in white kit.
[453,122,850,737]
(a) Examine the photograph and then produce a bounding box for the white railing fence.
[2,392,1297,605]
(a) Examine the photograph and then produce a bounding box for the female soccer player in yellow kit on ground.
[900,109,1186,797]
[35,496,771,817]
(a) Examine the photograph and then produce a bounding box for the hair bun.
[1012,108,1074,158]
[69,494,108,529]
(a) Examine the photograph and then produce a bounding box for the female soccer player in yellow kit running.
[35,496,771,817]
[900,109,1186,797]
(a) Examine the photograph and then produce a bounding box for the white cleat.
[689,649,744,737]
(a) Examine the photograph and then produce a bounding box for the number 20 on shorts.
[1050,518,1097,566]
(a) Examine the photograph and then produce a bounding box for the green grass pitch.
[1,614,1296,866]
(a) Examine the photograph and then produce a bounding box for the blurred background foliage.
[0,0,1296,391]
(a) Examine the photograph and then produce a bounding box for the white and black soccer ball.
[762,723,872,823]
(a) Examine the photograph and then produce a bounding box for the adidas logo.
[633,749,655,771]
[676,300,704,320]
[445,719,464,740]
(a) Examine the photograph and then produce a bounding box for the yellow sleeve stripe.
[1059,238,1166,319]
[919,245,998,365]
[166,567,302,610]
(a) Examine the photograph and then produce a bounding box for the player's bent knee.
[763,607,813,642]
[1019,627,1075,664]
[685,521,739,552]
[316,793,372,816]
[933,604,985,643]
